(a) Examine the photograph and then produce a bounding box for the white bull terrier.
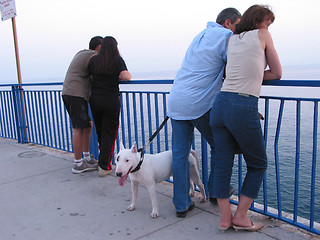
[115,142,206,218]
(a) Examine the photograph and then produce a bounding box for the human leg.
[70,127,96,173]
[63,95,96,172]
[191,110,215,198]
[232,195,253,226]
[72,128,84,160]
[210,93,238,226]
[237,130,267,199]
[193,109,235,201]
[98,115,118,177]
[217,198,233,229]
[71,128,97,173]
[171,119,194,213]
[220,92,266,231]
[226,94,267,199]
[81,121,98,165]
[210,101,236,198]
[212,129,235,224]
[97,96,120,171]
[232,195,264,231]
[83,121,93,153]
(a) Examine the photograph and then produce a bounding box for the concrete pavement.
[0,138,318,240]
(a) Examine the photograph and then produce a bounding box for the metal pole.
[11,16,29,142]
[11,17,22,85]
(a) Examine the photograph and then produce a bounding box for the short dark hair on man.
[89,36,103,50]
[216,8,241,25]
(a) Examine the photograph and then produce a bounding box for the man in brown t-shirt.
[62,36,102,174]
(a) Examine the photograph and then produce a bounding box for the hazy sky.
[1,0,320,83]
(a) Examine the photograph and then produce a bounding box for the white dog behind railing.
[115,142,206,218]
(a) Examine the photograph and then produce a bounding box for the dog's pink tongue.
[119,175,127,186]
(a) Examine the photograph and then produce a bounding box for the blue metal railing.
[0,80,319,235]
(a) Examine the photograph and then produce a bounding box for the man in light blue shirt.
[168,8,241,218]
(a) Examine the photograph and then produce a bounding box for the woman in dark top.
[89,36,131,177]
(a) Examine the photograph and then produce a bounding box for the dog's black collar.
[130,148,144,173]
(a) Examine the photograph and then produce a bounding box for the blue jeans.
[171,110,214,212]
[210,92,267,199]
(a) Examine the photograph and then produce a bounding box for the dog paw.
[127,204,136,211]
[150,211,159,218]
[199,197,206,203]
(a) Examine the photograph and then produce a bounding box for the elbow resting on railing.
[263,68,282,81]
[119,70,131,81]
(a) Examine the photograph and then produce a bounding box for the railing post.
[11,86,19,141]
[201,135,209,196]
[11,85,28,143]
[88,104,99,160]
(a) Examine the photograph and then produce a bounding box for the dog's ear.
[120,141,125,150]
[131,142,138,153]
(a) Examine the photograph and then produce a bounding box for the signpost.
[1,0,22,85]
[1,0,28,143]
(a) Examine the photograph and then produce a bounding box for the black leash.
[130,116,170,173]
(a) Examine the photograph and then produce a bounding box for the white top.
[221,29,267,98]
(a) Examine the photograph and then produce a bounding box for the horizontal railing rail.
[2,79,320,87]
[0,79,319,235]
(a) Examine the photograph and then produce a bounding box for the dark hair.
[216,7,241,25]
[89,36,103,50]
[92,36,121,75]
[235,5,275,34]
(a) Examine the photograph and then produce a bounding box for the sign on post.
[0,0,21,85]
[0,0,17,21]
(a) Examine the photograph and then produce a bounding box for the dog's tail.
[190,149,200,170]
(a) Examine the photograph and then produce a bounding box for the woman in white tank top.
[209,5,282,232]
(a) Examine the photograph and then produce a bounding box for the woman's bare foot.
[232,214,252,227]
